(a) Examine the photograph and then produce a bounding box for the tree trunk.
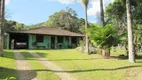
[100,0,104,26]
[85,6,89,53]
[126,0,135,62]
[0,0,5,56]
[99,48,110,58]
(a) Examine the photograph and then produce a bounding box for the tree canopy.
[105,0,142,52]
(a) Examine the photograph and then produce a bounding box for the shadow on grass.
[1,65,141,79]
[2,50,15,59]
[35,65,142,73]
[110,56,142,60]
[137,61,142,63]
[47,58,98,61]
[0,67,37,80]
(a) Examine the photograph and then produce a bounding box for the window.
[36,35,44,42]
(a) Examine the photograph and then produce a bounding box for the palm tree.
[0,0,5,56]
[100,0,104,26]
[81,0,89,53]
[126,0,135,62]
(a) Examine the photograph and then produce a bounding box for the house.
[7,27,84,49]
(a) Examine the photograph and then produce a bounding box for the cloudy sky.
[5,0,114,25]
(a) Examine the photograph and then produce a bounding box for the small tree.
[87,24,119,57]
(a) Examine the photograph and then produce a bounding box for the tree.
[126,0,135,62]
[134,25,142,52]
[100,0,105,26]
[44,8,85,33]
[81,0,89,53]
[87,24,119,57]
[105,0,142,55]
[0,0,5,56]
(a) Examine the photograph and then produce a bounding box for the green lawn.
[110,48,126,56]
[0,50,17,80]
[1,49,142,80]
[20,50,60,80]
[33,49,142,80]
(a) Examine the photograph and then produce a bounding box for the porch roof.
[9,27,85,37]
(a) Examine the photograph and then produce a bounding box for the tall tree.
[0,0,5,56]
[126,0,135,62]
[100,0,105,26]
[105,0,142,55]
[81,0,89,53]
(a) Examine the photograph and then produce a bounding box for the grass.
[110,48,126,56]
[1,49,142,80]
[20,50,60,80]
[0,50,17,80]
[33,49,142,80]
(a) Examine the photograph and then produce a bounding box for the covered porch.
[7,27,84,50]
[28,34,82,49]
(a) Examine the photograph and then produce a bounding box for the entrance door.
[51,36,55,49]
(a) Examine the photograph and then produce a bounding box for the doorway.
[9,33,29,49]
[51,36,55,49]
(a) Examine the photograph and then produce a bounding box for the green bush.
[5,77,16,80]
[86,24,119,57]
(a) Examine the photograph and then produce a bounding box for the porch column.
[55,36,58,49]
[28,34,31,49]
[77,37,81,47]
[7,33,9,49]
[63,36,66,48]
[69,37,72,48]
[48,36,51,49]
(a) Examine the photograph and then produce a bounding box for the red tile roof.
[9,27,85,37]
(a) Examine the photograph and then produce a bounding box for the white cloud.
[48,0,80,4]
[48,0,114,16]
[88,0,114,16]
[87,0,114,24]
[5,0,11,5]
[58,0,80,4]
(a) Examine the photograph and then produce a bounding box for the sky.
[5,0,114,25]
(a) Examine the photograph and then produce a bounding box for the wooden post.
[7,33,9,49]
[63,36,66,48]
[69,37,71,48]
[55,36,58,49]
[48,36,51,49]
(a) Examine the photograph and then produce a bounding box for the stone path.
[14,50,37,80]
[28,50,77,80]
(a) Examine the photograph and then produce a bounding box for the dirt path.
[14,50,37,80]
[28,50,77,80]
[125,67,142,80]
[135,72,142,80]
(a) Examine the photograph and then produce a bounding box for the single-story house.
[7,27,84,49]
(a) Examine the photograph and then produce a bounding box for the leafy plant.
[5,77,16,80]
[87,24,119,57]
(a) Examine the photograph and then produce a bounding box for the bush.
[87,24,119,57]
